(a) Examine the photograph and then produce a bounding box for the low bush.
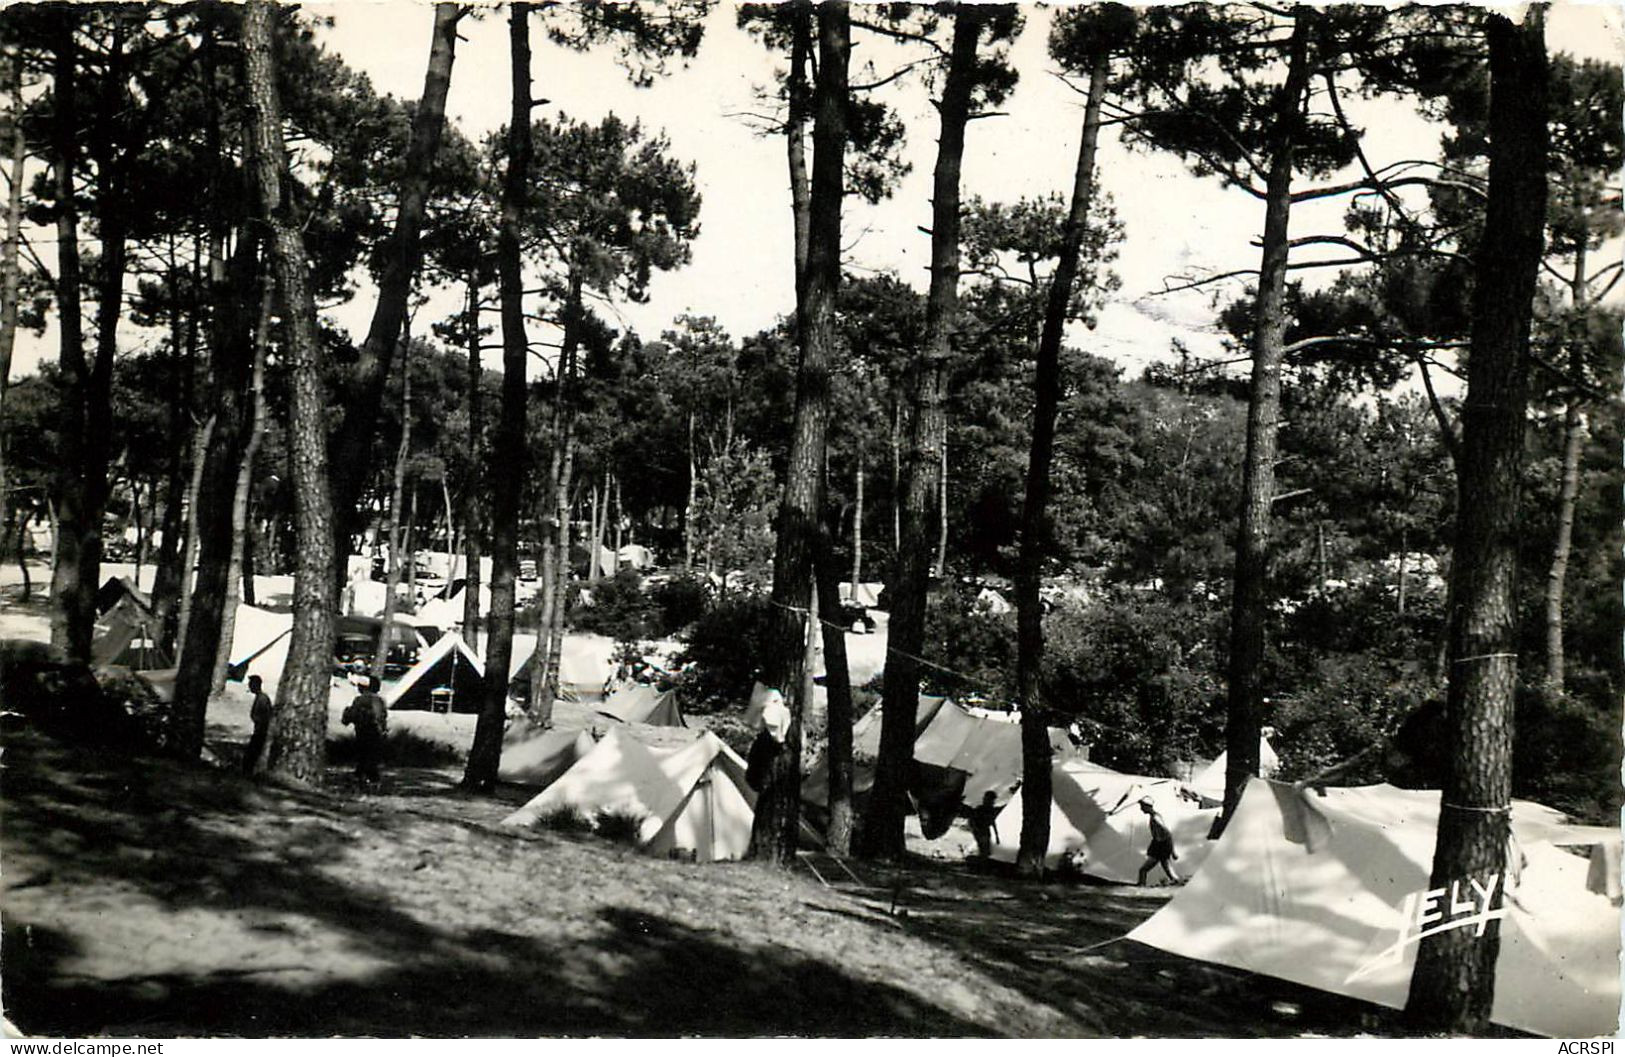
[593,808,648,845]
[327,727,464,768]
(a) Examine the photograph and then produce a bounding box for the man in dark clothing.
[244,675,273,775]
[342,675,389,784]
[1136,796,1182,885]
[965,790,1002,859]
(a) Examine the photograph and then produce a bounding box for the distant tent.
[597,683,686,728]
[990,757,1219,881]
[1190,736,1281,804]
[502,728,757,862]
[95,576,149,617]
[91,586,170,670]
[616,543,654,571]
[224,604,294,683]
[413,595,464,630]
[499,726,596,787]
[1127,778,1621,1038]
[507,633,617,702]
[974,587,1012,616]
[382,632,485,712]
[838,581,882,609]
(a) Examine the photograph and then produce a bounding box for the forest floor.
[0,711,1416,1038]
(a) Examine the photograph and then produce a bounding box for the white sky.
[7,2,1622,382]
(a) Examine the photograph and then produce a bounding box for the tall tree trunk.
[815,521,856,855]
[1220,10,1314,829]
[934,419,948,577]
[47,16,91,662]
[786,0,812,302]
[327,3,461,595]
[151,254,199,647]
[212,279,273,697]
[684,411,696,569]
[891,396,901,556]
[1015,46,1108,877]
[613,475,624,555]
[544,418,576,712]
[374,343,412,679]
[173,414,216,659]
[462,276,483,647]
[244,0,339,787]
[1544,183,1589,695]
[862,5,983,859]
[171,217,258,758]
[404,487,419,607]
[747,0,850,866]
[463,3,531,792]
[1405,10,1547,1033]
[850,454,863,590]
[0,50,24,520]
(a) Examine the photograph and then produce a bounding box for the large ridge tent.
[1127,778,1621,1038]
[499,726,597,787]
[801,694,949,806]
[596,683,686,728]
[383,631,485,712]
[501,728,757,862]
[990,757,1219,881]
[224,604,294,684]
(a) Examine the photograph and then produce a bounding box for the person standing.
[342,674,389,785]
[1136,796,1182,886]
[243,674,273,775]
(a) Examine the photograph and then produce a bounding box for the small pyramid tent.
[501,728,757,862]
[596,683,686,728]
[91,585,170,670]
[383,632,485,712]
[991,757,1219,881]
[1126,778,1621,1038]
[1189,736,1281,803]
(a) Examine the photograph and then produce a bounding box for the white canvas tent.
[501,728,756,862]
[596,683,686,728]
[1190,736,1281,802]
[990,757,1218,881]
[838,581,883,608]
[617,543,654,570]
[224,604,294,688]
[1127,778,1621,1038]
[499,726,596,787]
[508,632,618,701]
[382,631,485,711]
[802,694,949,806]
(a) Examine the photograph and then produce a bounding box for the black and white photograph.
[0,0,1620,1041]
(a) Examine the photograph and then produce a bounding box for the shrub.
[593,808,648,845]
[534,805,595,834]
[328,727,464,768]
[650,573,711,636]
[671,593,775,713]
[568,568,657,642]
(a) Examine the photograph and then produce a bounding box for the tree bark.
[1410,8,1547,1027]
[211,278,273,698]
[463,3,531,792]
[47,16,92,662]
[850,454,863,590]
[327,3,461,594]
[172,413,215,660]
[1015,46,1108,877]
[1220,9,1315,830]
[1404,9,1547,1034]
[934,418,948,577]
[151,252,199,648]
[0,50,24,519]
[862,5,983,859]
[747,1,850,866]
[815,521,856,855]
[374,341,412,678]
[462,276,483,647]
[243,0,339,787]
[1544,182,1589,695]
[170,211,258,758]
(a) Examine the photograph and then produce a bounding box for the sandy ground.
[0,561,1424,1037]
[1,718,1420,1038]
